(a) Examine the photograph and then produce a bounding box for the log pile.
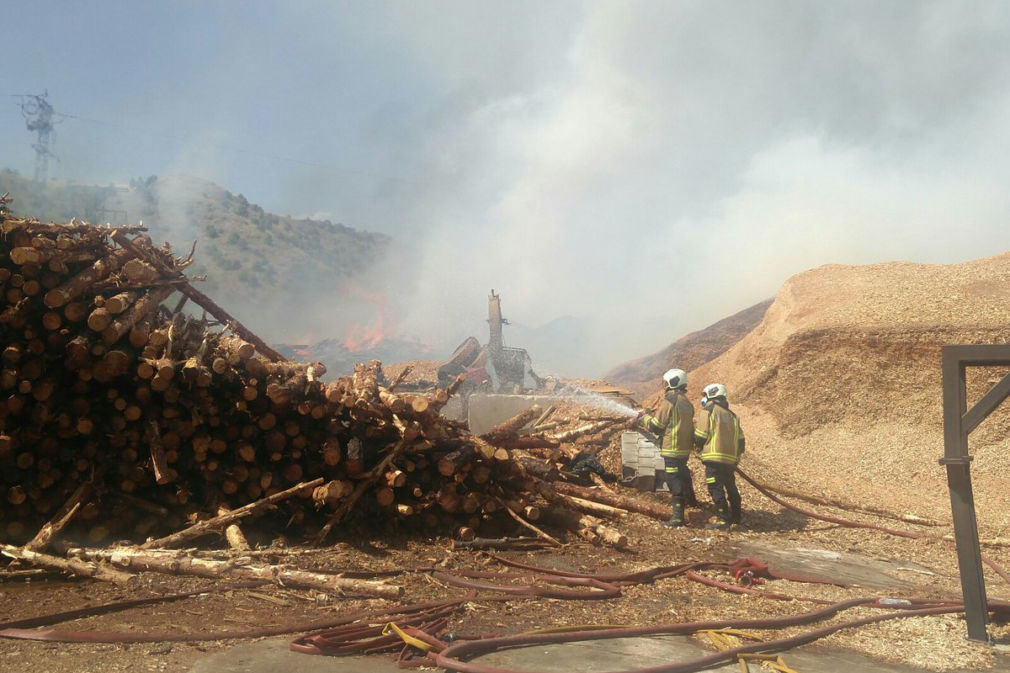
[0,197,640,551]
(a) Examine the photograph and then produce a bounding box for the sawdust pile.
[382,360,441,386]
[687,253,1010,533]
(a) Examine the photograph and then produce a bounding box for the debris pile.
[374,364,636,480]
[0,196,635,548]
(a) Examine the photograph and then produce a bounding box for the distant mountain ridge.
[0,169,390,346]
[0,170,387,299]
[604,299,772,399]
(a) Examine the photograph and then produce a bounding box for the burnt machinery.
[438,290,542,394]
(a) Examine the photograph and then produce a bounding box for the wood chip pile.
[0,196,638,548]
[686,253,1010,530]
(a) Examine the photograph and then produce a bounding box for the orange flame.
[343,283,396,353]
[345,311,389,352]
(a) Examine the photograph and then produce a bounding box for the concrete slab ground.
[188,633,1009,673]
[723,540,941,592]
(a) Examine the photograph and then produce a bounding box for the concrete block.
[465,393,559,436]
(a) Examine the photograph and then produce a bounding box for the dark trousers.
[663,456,695,502]
[704,461,741,513]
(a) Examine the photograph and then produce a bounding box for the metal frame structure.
[940,344,1010,642]
[20,92,58,183]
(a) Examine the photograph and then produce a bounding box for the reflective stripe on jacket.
[641,390,695,457]
[695,403,744,465]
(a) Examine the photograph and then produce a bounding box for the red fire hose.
[736,468,1010,586]
[0,592,475,644]
[432,601,973,673]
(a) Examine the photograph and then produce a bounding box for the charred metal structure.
[437,291,540,394]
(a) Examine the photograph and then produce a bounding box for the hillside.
[604,299,772,400]
[686,254,1010,533]
[0,170,391,350]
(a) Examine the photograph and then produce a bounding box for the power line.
[19,91,60,182]
[8,93,427,188]
[57,109,338,170]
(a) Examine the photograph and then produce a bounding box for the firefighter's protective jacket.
[640,389,695,458]
[694,401,745,465]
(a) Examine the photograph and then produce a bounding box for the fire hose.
[289,474,1010,671]
[287,594,993,673]
[0,590,475,643]
[3,556,1006,673]
[3,465,1009,672]
[428,568,622,599]
[432,601,976,673]
[736,467,1010,586]
[489,554,851,589]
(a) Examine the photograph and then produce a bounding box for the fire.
[343,282,396,353]
[345,310,389,352]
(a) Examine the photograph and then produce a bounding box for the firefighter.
[634,368,697,527]
[693,383,745,530]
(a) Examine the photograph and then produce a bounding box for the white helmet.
[662,368,687,390]
[702,383,727,400]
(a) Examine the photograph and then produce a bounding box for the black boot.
[729,503,742,525]
[705,502,730,530]
[662,496,685,527]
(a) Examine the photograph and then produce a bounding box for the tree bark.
[43,249,133,308]
[480,405,542,444]
[0,544,135,585]
[112,232,285,362]
[217,506,251,552]
[23,482,92,553]
[553,482,670,521]
[140,478,322,549]
[68,548,402,598]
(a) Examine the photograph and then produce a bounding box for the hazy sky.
[5,2,1010,376]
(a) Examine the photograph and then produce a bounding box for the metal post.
[938,345,1010,642]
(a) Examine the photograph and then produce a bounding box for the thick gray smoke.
[4,2,1010,376]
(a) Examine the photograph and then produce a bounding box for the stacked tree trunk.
[0,198,631,549]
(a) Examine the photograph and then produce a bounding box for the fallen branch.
[0,545,135,585]
[500,499,561,547]
[140,478,323,549]
[556,494,627,520]
[451,537,553,551]
[480,405,542,444]
[553,482,670,521]
[23,482,93,553]
[67,548,402,598]
[530,405,556,430]
[549,420,618,444]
